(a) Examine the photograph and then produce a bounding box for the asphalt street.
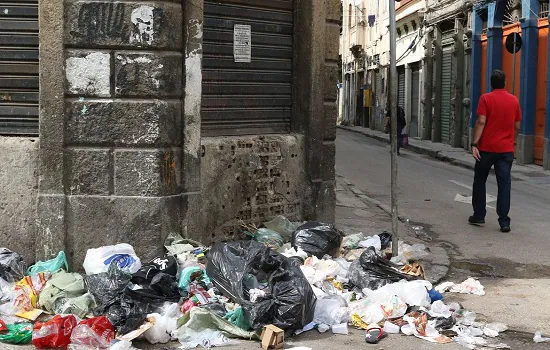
[336,129,550,269]
[336,128,550,341]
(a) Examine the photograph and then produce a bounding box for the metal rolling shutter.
[397,67,405,109]
[410,66,420,138]
[441,38,453,144]
[201,0,294,136]
[0,1,39,136]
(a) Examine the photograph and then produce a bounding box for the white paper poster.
[234,24,251,63]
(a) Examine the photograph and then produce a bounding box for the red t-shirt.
[476,89,521,153]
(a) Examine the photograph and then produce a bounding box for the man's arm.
[515,121,520,142]
[472,114,486,161]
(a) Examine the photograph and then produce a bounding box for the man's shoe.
[500,226,511,233]
[468,216,485,226]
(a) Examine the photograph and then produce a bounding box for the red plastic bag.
[0,319,7,332]
[70,316,114,349]
[32,314,77,349]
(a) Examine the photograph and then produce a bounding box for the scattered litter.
[348,247,417,291]
[261,324,284,350]
[331,323,348,335]
[32,314,77,349]
[69,316,115,349]
[436,278,485,296]
[0,248,27,282]
[534,330,550,343]
[484,323,508,337]
[0,323,33,344]
[365,327,387,344]
[383,320,400,334]
[0,218,523,349]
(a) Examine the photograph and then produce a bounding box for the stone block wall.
[35,0,338,267]
[38,0,186,266]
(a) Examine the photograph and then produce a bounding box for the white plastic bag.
[534,331,550,343]
[313,295,350,326]
[109,340,136,350]
[401,280,431,307]
[83,244,142,275]
[484,323,508,337]
[429,300,452,318]
[144,303,181,344]
[178,328,235,349]
[384,321,400,334]
[359,235,381,251]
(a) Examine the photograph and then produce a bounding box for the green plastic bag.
[246,228,284,250]
[176,307,258,340]
[0,323,33,344]
[27,251,68,276]
[178,266,211,291]
[224,307,251,331]
[39,270,92,317]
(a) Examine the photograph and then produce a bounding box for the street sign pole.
[511,33,517,95]
[389,0,399,258]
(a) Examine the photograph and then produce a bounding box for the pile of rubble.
[0,216,540,349]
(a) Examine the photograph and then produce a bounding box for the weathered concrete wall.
[0,138,38,263]
[196,135,305,243]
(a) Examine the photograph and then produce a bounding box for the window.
[348,4,352,29]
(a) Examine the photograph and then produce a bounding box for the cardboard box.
[261,324,284,350]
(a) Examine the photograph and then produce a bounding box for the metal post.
[511,33,517,96]
[389,0,399,258]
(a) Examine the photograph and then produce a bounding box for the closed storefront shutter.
[410,65,420,138]
[440,36,454,144]
[201,0,294,136]
[0,1,39,136]
[397,67,405,109]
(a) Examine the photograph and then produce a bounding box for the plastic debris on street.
[0,217,520,349]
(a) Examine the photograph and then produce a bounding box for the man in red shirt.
[469,70,521,232]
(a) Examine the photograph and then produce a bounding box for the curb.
[338,125,527,181]
[337,174,451,284]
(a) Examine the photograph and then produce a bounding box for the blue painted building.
[470,0,550,168]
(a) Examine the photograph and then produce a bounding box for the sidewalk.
[339,125,550,181]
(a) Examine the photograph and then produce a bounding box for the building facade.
[340,0,428,136]
[0,0,339,266]
[341,0,550,168]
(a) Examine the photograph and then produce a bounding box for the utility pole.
[389,0,399,258]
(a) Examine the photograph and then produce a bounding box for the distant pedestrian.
[385,105,406,155]
[469,70,521,232]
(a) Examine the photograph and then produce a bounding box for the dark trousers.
[389,127,404,152]
[472,151,514,227]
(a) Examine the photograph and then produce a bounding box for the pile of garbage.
[0,217,519,349]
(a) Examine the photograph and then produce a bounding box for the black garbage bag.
[347,247,417,290]
[85,264,148,334]
[432,316,456,330]
[291,222,343,258]
[125,273,181,305]
[378,231,392,250]
[206,240,316,331]
[0,248,27,282]
[131,255,177,285]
